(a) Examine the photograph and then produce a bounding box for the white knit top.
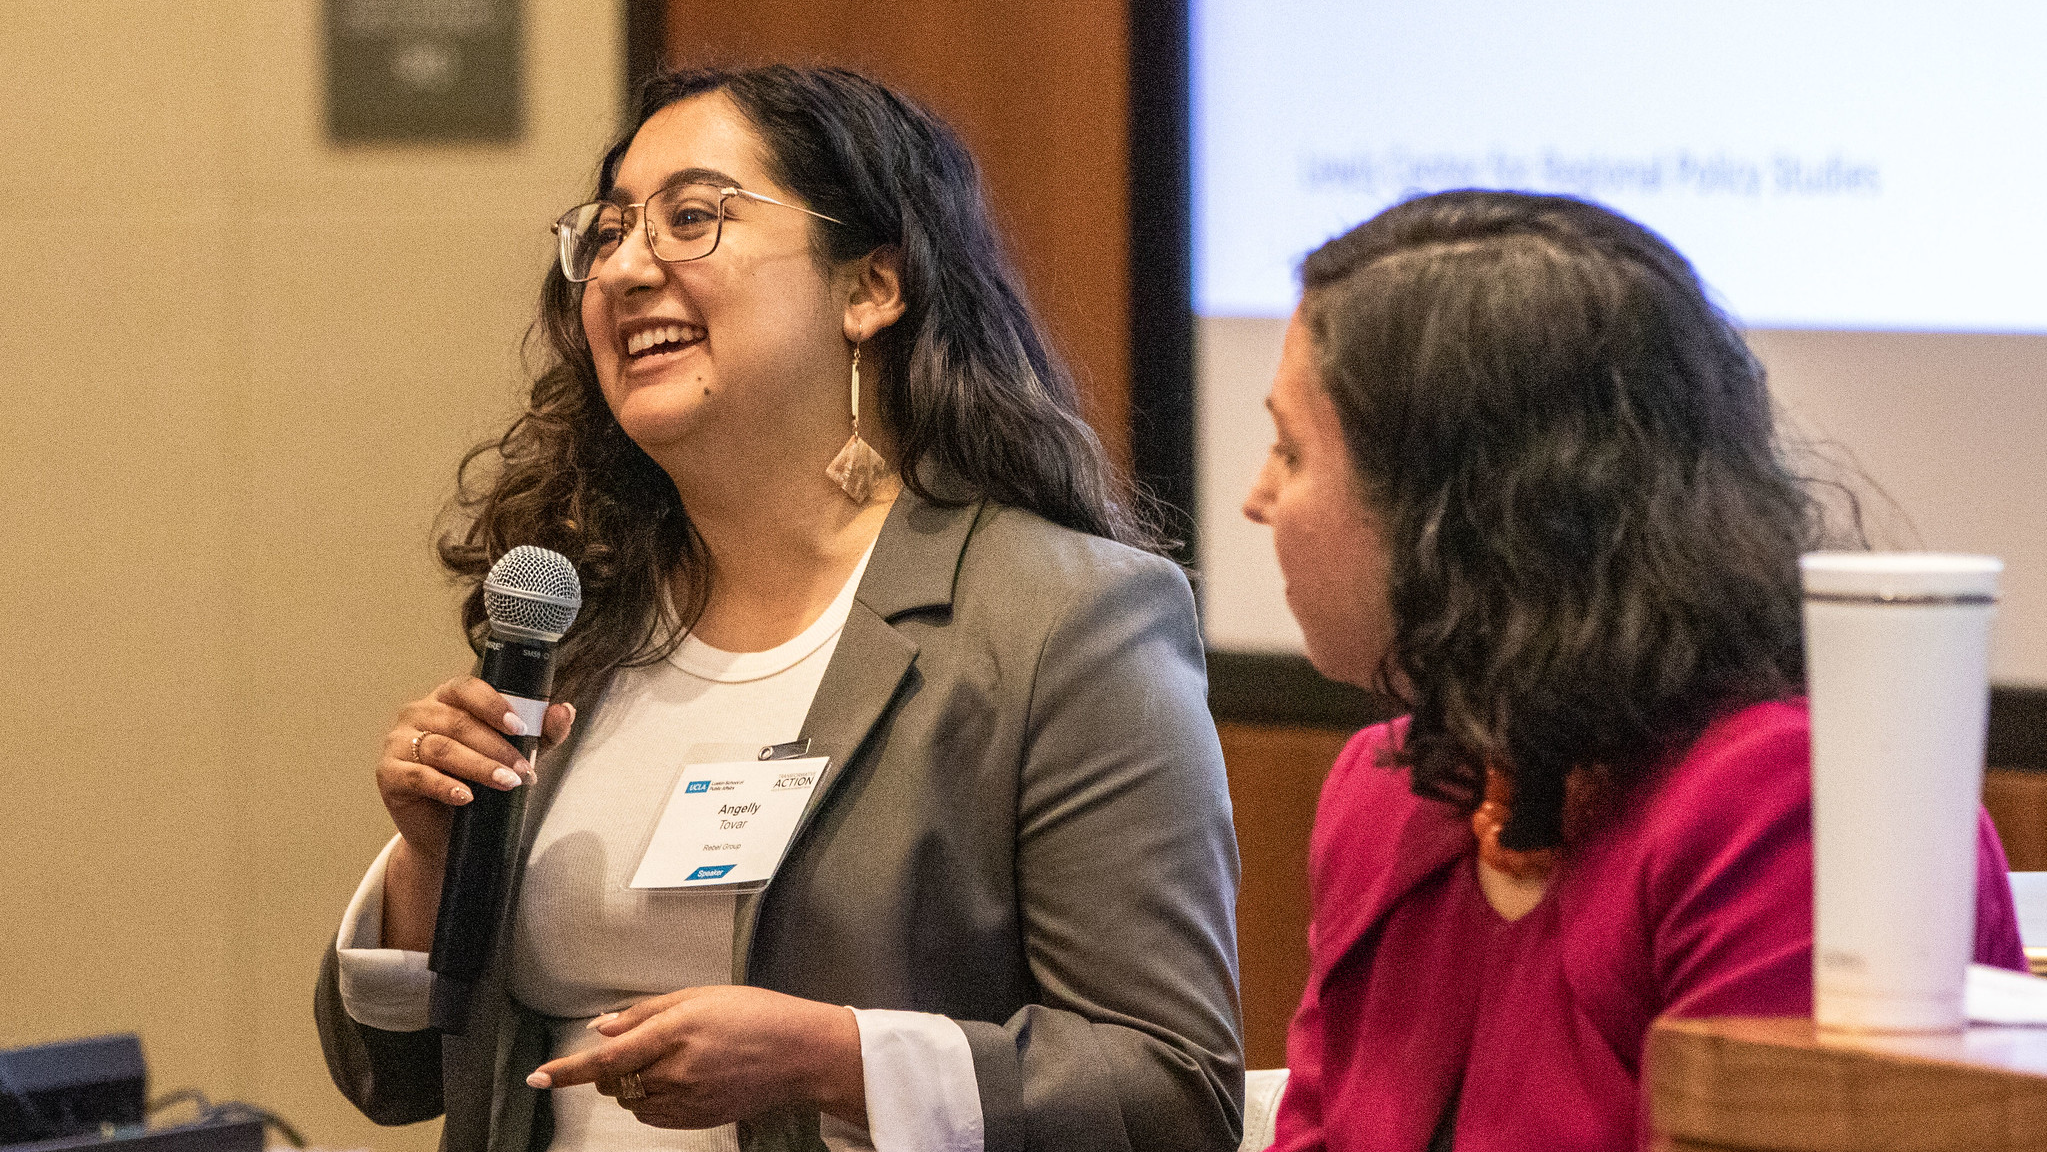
[509,550,868,1151]
[335,543,985,1152]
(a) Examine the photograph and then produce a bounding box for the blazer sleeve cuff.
[335,835,434,1033]
[955,1018,1028,1152]
[843,1009,984,1152]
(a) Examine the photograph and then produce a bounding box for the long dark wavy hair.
[1302,190,1848,850]
[438,65,1152,703]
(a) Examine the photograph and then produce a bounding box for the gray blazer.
[317,490,1245,1152]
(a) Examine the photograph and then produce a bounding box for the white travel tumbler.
[1803,552,2000,1033]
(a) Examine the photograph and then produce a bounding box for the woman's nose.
[598,214,666,288]
[1243,468,1273,525]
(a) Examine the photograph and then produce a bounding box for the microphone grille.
[482,545,583,640]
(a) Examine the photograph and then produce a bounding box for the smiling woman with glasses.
[314,64,1244,1152]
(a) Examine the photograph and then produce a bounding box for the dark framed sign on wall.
[325,0,524,142]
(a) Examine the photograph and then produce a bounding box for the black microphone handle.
[427,631,557,1033]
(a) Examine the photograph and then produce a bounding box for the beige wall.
[0,4,618,1149]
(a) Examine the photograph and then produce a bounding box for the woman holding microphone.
[316,66,1242,1152]
[1243,190,2025,1151]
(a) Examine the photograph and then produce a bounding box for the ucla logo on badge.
[684,780,711,794]
[687,864,735,881]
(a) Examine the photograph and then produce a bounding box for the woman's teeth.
[626,324,698,356]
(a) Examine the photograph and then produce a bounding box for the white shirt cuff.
[824,1008,983,1152]
[334,835,434,1032]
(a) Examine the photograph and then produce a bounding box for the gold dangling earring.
[825,343,887,502]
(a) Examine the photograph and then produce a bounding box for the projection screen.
[1191,0,2047,685]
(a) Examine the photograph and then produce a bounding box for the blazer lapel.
[1315,788,1471,981]
[790,604,916,825]
[787,488,982,843]
[733,488,983,980]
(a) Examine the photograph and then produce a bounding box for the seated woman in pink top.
[1242,190,2027,1152]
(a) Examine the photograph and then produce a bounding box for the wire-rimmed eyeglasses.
[551,182,844,283]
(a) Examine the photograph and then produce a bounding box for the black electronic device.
[4,1119,261,1152]
[0,1035,145,1146]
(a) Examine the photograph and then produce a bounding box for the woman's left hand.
[526,986,867,1130]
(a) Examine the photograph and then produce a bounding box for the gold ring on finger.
[410,731,429,764]
[617,1071,645,1101]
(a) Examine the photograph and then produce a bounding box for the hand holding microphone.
[371,546,582,1033]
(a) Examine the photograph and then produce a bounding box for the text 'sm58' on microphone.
[428,545,582,1033]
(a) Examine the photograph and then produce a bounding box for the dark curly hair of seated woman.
[1301,189,1825,849]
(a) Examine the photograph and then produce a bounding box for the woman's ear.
[842,246,907,343]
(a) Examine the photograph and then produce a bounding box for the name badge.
[628,756,828,889]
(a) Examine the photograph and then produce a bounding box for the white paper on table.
[1965,963,2047,1025]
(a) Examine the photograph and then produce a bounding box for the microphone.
[427,545,582,1034]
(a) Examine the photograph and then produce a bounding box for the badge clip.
[759,738,811,761]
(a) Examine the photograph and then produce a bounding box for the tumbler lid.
[1801,552,2001,603]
